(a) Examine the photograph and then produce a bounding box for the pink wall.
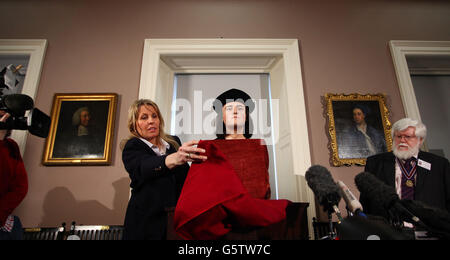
[1,0,449,226]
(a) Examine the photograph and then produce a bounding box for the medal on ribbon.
[406,179,414,188]
[397,158,417,187]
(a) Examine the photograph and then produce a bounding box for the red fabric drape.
[0,138,28,226]
[210,139,271,199]
[174,140,290,240]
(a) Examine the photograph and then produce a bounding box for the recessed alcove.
[138,39,316,234]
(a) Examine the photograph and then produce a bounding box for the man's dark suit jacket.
[122,136,189,240]
[361,151,450,218]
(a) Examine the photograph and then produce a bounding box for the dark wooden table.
[166,202,309,240]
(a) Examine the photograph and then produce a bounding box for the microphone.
[305,165,343,222]
[0,94,51,137]
[400,199,450,239]
[355,172,422,227]
[0,94,34,116]
[66,221,80,240]
[337,180,367,218]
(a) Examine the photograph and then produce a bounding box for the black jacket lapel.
[415,151,431,199]
[384,152,397,188]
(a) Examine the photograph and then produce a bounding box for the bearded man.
[360,118,450,217]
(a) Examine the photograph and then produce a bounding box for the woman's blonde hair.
[120,99,179,150]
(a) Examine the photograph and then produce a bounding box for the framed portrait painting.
[325,93,393,166]
[42,93,118,165]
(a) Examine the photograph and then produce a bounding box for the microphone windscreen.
[4,94,34,114]
[337,215,411,240]
[28,108,51,138]
[400,199,450,238]
[305,165,341,207]
[355,172,399,209]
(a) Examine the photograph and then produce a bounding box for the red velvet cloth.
[174,140,290,240]
[211,139,271,199]
[0,138,28,227]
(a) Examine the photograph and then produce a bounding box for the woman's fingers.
[182,140,199,148]
[178,140,207,162]
[179,140,206,155]
[185,147,206,154]
[180,140,199,150]
[187,153,208,161]
[181,151,207,162]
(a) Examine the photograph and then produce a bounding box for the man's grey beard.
[393,142,420,160]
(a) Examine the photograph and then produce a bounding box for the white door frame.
[0,39,48,154]
[138,38,316,236]
[389,40,450,121]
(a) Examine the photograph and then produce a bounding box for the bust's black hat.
[213,88,255,112]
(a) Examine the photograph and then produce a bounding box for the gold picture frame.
[325,93,393,166]
[42,93,118,166]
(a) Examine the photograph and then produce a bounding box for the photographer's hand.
[0,111,10,122]
[0,111,10,140]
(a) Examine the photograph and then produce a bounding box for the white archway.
[0,39,47,154]
[138,39,316,235]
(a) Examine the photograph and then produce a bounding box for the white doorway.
[390,41,450,158]
[173,73,280,199]
[408,55,450,158]
[138,39,316,235]
[0,39,47,154]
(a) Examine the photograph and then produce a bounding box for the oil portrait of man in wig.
[326,94,392,166]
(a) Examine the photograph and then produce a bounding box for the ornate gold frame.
[42,93,117,166]
[325,93,392,166]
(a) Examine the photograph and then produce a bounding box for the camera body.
[0,94,51,138]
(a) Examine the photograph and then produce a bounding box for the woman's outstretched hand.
[165,140,207,169]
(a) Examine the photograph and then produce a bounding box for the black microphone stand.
[319,202,341,240]
[324,210,338,240]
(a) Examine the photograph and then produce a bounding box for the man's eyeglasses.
[394,135,417,141]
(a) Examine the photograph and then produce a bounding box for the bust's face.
[222,102,246,129]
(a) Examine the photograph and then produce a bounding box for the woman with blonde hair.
[121,99,207,240]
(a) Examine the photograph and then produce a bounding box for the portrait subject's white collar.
[356,122,367,133]
[77,125,89,136]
